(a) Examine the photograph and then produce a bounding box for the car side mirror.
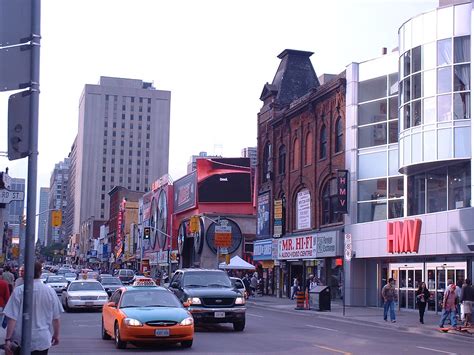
[106,301,116,308]
[170,282,180,289]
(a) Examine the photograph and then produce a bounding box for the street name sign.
[0,188,24,203]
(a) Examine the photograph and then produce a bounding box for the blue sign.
[253,239,273,261]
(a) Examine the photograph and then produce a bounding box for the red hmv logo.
[386,219,422,254]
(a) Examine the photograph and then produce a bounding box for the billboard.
[256,193,270,239]
[173,171,197,214]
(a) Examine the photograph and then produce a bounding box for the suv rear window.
[183,271,232,288]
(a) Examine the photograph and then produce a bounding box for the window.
[278,145,286,175]
[304,132,312,166]
[319,125,327,159]
[358,76,387,102]
[322,179,343,225]
[292,137,300,169]
[262,143,271,182]
[335,117,343,153]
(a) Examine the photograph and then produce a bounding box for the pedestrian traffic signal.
[143,227,151,240]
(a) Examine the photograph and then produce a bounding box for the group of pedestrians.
[381,277,474,330]
[0,261,62,355]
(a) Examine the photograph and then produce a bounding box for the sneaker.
[391,320,396,323]
[384,318,387,322]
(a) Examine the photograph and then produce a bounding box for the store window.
[335,117,343,153]
[292,137,300,170]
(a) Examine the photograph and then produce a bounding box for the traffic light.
[143,227,151,240]
[51,210,62,227]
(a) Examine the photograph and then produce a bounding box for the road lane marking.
[416,346,457,354]
[314,344,351,354]
[306,324,339,332]
[247,313,264,318]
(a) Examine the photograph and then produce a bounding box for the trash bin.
[308,285,331,311]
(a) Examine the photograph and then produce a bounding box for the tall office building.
[37,187,50,246]
[47,159,70,245]
[241,147,257,169]
[7,178,25,263]
[73,76,170,234]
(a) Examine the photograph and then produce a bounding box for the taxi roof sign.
[132,277,156,287]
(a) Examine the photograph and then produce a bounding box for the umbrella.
[219,256,255,270]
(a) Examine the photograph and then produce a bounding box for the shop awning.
[219,256,255,270]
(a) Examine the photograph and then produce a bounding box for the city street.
[51,303,473,355]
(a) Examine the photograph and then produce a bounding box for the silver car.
[62,280,108,312]
[45,276,68,295]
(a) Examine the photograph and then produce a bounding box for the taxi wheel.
[102,318,111,340]
[63,300,70,313]
[114,323,127,349]
[181,340,193,348]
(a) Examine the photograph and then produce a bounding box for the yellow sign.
[274,200,283,219]
[51,210,62,227]
[12,245,19,258]
[189,216,200,233]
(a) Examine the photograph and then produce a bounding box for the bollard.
[295,291,305,310]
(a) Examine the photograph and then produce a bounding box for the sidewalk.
[246,295,473,338]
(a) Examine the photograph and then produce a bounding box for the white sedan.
[61,280,109,312]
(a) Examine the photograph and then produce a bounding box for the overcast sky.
[0,0,438,214]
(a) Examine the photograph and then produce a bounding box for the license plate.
[214,312,225,318]
[85,302,93,306]
[155,329,170,337]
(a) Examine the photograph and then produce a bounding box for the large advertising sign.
[115,199,126,258]
[254,239,273,261]
[335,170,349,214]
[296,189,311,230]
[277,231,340,260]
[387,219,422,254]
[274,199,283,238]
[173,171,197,214]
[257,193,270,239]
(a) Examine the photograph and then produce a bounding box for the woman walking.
[416,282,430,324]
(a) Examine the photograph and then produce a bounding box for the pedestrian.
[2,266,15,294]
[306,274,314,292]
[4,260,63,354]
[242,274,251,297]
[460,278,474,327]
[439,281,458,329]
[14,266,24,288]
[381,278,397,323]
[0,274,11,312]
[455,280,463,321]
[291,277,299,300]
[415,282,430,324]
[250,273,258,297]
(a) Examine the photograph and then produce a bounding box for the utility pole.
[21,1,41,353]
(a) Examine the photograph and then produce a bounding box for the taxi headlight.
[187,297,201,305]
[235,297,245,305]
[124,318,143,327]
[180,317,194,326]
[68,296,80,300]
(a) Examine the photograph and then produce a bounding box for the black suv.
[168,269,246,331]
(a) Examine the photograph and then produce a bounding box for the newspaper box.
[308,285,331,311]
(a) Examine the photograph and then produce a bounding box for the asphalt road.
[51,304,473,355]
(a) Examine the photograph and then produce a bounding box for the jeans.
[383,300,396,321]
[439,309,457,328]
[418,302,427,322]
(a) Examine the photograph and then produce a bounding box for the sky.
[0,0,439,227]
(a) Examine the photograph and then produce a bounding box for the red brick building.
[256,49,346,298]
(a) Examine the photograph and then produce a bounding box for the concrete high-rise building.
[7,178,25,263]
[47,159,70,245]
[187,151,221,173]
[37,187,50,246]
[73,76,171,235]
[241,147,257,169]
[65,138,77,242]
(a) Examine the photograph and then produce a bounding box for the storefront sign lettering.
[254,239,273,261]
[387,219,422,254]
[296,189,311,230]
[278,236,316,259]
[335,170,349,214]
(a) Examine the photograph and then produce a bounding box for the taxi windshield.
[120,290,182,308]
[69,282,104,291]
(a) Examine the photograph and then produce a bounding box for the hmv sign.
[335,170,348,214]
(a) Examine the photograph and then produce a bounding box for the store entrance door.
[426,262,466,313]
[389,263,423,310]
[289,262,303,298]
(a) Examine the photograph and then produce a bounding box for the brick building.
[256,49,346,299]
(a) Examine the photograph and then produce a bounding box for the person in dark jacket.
[460,278,474,327]
[416,282,430,324]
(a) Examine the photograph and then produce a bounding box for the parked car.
[168,269,246,331]
[100,277,123,296]
[230,277,247,299]
[62,280,109,312]
[114,269,135,285]
[45,275,69,295]
[101,284,194,349]
[40,272,54,283]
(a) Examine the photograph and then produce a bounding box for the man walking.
[382,278,397,322]
[439,281,458,329]
[4,261,63,354]
[2,266,15,293]
[460,278,474,327]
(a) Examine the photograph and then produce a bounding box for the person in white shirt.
[4,261,63,355]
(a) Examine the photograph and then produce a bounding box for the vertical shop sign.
[257,193,270,239]
[273,199,283,238]
[296,189,311,230]
[335,170,348,214]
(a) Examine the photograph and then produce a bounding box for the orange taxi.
[101,278,194,349]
